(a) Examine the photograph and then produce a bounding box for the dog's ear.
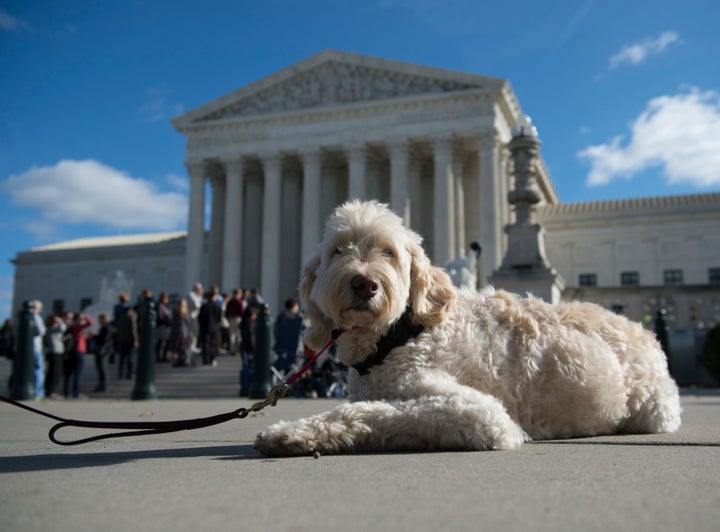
[298,254,335,351]
[408,241,455,328]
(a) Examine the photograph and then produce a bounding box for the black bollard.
[132,297,158,400]
[654,308,671,372]
[249,304,272,399]
[10,301,36,400]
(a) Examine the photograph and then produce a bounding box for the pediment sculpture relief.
[197,61,482,122]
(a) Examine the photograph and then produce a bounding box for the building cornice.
[178,88,500,135]
[538,192,720,228]
[13,232,188,265]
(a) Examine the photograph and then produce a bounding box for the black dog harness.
[351,308,425,376]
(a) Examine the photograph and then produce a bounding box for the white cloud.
[609,31,680,68]
[0,7,28,32]
[165,172,189,191]
[549,0,595,54]
[4,159,188,233]
[140,88,184,123]
[578,88,720,188]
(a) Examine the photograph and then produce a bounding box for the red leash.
[0,327,354,446]
[284,327,357,386]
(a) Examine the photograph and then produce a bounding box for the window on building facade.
[710,267,720,285]
[80,297,93,311]
[620,271,640,286]
[663,269,684,286]
[579,273,597,287]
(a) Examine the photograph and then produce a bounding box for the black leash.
[0,328,349,446]
[0,385,288,446]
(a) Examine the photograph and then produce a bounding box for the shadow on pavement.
[532,440,720,447]
[0,444,259,474]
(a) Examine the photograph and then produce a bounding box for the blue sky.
[1,0,719,322]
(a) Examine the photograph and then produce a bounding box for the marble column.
[389,139,410,225]
[301,148,322,265]
[454,155,466,257]
[184,160,206,291]
[499,148,511,231]
[208,174,225,288]
[433,136,455,265]
[407,156,422,232]
[261,153,282,311]
[222,158,244,290]
[478,133,502,276]
[347,143,366,200]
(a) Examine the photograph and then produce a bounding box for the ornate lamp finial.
[511,114,538,138]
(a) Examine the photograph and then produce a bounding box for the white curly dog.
[255,200,681,456]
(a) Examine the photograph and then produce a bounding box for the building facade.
[538,194,720,385]
[12,233,187,322]
[171,50,558,311]
[11,51,720,383]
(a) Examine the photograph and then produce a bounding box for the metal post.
[249,304,272,399]
[132,297,158,400]
[655,308,671,372]
[10,301,35,400]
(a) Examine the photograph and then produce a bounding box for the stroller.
[270,309,348,398]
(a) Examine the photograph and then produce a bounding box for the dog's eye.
[380,248,394,258]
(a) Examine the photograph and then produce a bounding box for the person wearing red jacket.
[64,312,93,398]
[224,288,245,356]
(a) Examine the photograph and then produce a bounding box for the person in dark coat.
[91,313,111,392]
[114,306,138,380]
[198,286,222,366]
[155,292,172,362]
[273,298,303,371]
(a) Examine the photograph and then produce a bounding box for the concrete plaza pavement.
[0,357,719,532]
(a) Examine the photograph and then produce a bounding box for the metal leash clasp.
[237,384,290,418]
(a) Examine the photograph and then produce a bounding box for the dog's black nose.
[351,274,379,299]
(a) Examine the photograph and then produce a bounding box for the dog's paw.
[254,420,319,457]
[491,425,527,450]
[486,420,528,450]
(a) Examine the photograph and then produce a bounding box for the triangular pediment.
[174,50,506,126]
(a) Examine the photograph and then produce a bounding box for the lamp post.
[470,241,483,290]
[10,301,35,400]
[489,115,565,303]
[132,296,158,400]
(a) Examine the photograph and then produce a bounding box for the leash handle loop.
[0,385,290,446]
[47,408,248,446]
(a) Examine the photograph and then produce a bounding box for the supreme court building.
[11,51,720,382]
[172,50,558,309]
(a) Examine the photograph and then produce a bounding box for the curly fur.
[255,200,681,456]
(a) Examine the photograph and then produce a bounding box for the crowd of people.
[0,302,96,400]
[0,283,329,400]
